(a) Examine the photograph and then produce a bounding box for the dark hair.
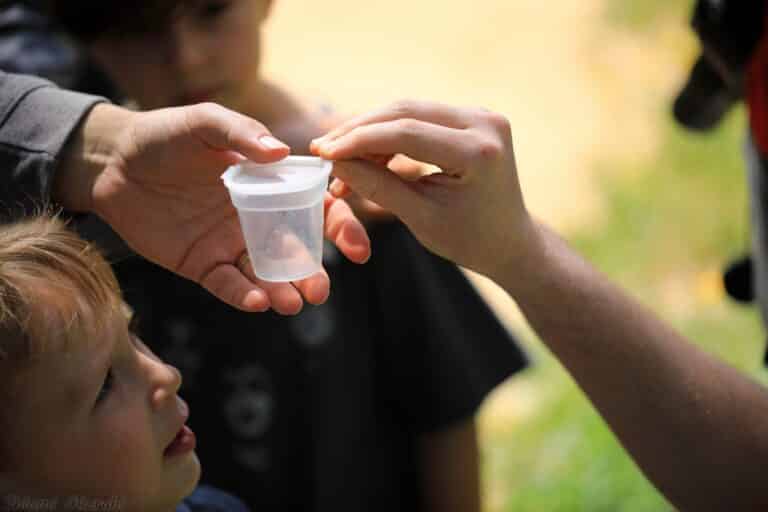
[45,0,189,42]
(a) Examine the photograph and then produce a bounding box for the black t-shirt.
[0,8,528,507]
[115,222,527,511]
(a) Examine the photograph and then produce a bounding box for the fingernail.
[259,135,289,150]
[310,139,327,153]
[329,178,345,196]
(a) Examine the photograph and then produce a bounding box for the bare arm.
[312,100,768,510]
[504,221,768,510]
[420,419,481,512]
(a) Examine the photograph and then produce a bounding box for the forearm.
[311,97,768,507]
[420,419,481,512]
[497,221,768,510]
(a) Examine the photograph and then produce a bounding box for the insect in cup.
[221,156,333,282]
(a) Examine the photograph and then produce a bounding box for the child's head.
[49,0,273,111]
[0,217,199,509]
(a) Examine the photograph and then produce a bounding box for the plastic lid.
[221,156,332,196]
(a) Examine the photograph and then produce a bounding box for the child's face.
[2,305,199,509]
[89,0,272,111]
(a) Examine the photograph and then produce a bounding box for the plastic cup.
[221,156,333,282]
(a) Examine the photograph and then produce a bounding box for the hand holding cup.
[312,100,532,283]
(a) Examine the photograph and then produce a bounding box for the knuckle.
[247,118,268,136]
[394,118,420,137]
[471,138,504,163]
[342,126,364,147]
[476,108,511,133]
[193,101,222,117]
[197,101,218,110]
[391,99,416,116]
[487,112,512,135]
[186,102,219,130]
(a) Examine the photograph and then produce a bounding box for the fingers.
[291,270,331,306]
[235,248,318,315]
[387,154,432,180]
[257,280,306,315]
[311,100,513,180]
[266,195,371,309]
[199,264,271,312]
[184,102,291,163]
[324,193,371,264]
[315,120,479,176]
[210,194,369,313]
[199,258,331,314]
[329,178,352,198]
[199,256,304,315]
[329,159,424,222]
[341,192,394,224]
[311,100,474,146]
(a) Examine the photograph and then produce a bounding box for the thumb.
[184,103,290,163]
[331,159,424,221]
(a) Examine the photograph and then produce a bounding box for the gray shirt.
[0,70,103,218]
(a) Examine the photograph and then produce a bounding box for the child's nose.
[150,362,183,411]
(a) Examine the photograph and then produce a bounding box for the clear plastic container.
[221,156,332,282]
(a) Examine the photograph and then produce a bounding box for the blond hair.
[0,215,123,364]
[0,215,125,473]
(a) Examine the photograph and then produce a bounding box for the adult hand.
[56,102,370,314]
[311,100,531,281]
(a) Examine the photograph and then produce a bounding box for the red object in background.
[747,5,768,154]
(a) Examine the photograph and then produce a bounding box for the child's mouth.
[164,424,196,458]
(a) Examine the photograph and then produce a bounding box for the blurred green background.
[263,0,766,509]
[481,1,767,510]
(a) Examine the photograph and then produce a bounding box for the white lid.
[221,156,332,196]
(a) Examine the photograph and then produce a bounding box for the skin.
[87,0,312,146]
[2,296,199,511]
[88,0,393,219]
[54,101,371,316]
[79,2,480,509]
[312,99,768,511]
[88,0,271,113]
[419,420,481,512]
[56,1,373,317]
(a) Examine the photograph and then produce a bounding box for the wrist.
[489,218,550,295]
[53,103,135,213]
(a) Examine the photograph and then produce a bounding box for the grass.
[604,0,693,30]
[573,98,763,372]
[482,1,767,509]
[486,97,765,512]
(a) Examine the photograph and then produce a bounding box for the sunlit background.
[265,1,765,510]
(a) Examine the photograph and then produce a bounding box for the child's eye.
[96,368,114,405]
